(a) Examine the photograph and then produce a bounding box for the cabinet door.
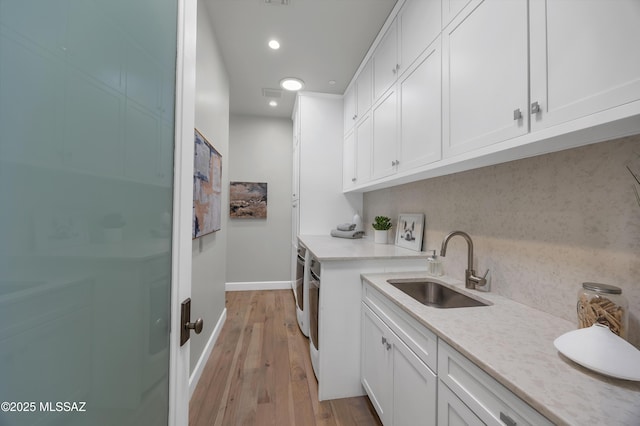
[343,84,356,135]
[355,113,372,185]
[391,334,437,426]
[398,39,442,173]
[437,381,483,426]
[343,131,356,190]
[398,0,441,76]
[374,19,399,100]
[442,0,473,29]
[292,136,300,200]
[529,0,640,131]
[372,87,398,180]
[361,304,392,425]
[356,59,374,118]
[442,0,528,158]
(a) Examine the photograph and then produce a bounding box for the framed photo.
[193,129,222,239]
[395,213,424,251]
[229,182,268,219]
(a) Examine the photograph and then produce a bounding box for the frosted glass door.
[0,0,177,424]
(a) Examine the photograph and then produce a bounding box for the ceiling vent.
[264,0,290,5]
[262,88,283,98]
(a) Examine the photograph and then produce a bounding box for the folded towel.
[330,229,365,239]
[337,223,356,231]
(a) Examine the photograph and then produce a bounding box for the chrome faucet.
[440,231,489,290]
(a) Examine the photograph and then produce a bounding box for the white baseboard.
[189,307,227,398]
[225,281,293,291]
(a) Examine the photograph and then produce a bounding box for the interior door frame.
[169,0,197,424]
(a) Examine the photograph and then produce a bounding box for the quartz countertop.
[299,234,429,261]
[361,271,640,426]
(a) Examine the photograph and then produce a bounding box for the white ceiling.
[203,0,398,119]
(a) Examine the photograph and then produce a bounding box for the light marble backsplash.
[364,135,640,347]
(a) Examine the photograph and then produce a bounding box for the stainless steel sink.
[387,279,490,308]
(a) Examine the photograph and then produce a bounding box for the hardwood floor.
[189,290,382,426]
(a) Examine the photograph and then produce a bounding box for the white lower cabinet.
[438,340,553,426]
[391,334,437,426]
[438,380,482,426]
[362,282,438,426]
[362,303,437,426]
[362,304,392,423]
[362,282,553,426]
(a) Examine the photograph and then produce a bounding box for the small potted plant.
[372,216,392,244]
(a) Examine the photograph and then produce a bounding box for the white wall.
[226,114,293,283]
[364,135,640,347]
[190,1,229,373]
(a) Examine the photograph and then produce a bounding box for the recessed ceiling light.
[268,39,280,50]
[280,77,304,91]
[329,80,336,85]
[269,100,278,107]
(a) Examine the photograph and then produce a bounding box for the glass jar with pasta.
[577,282,628,339]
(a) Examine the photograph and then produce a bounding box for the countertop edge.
[361,271,640,426]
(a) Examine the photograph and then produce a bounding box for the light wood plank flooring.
[189,290,382,426]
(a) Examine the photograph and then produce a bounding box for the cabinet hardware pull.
[500,412,517,426]
[530,101,541,114]
[381,336,387,346]
[352,177,357,182]
[513,108,522,120]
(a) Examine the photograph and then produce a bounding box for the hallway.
[189,290,381,425]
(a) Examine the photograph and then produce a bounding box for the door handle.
[180,298,204,346]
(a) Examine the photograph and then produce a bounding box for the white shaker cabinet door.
[371,87,398,180]
[529,0,640,131]
[356,59,374,119]
[442,0,473,29]
[343,131,356,190]
[355,113,373,185]
[398,0,441,76]
[391,334,437,426]
[442,0,528,159]
[437,381,483,426]
[374,19,399,101]
[344,84,356,135]
[361,304,392,425]
[398,39,442,173]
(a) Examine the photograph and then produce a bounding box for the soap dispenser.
[426,250,443,277]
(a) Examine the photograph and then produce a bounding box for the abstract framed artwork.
[395,213,424,251]
[229,182,268,219]
[193,129,222,239]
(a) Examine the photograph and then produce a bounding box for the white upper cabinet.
[529,0,640,131]
[343,0,640,193]
[342,113,372,191]
[374,19,399,101]
[343,131,356,190]
[398,39,442,172]
[356,113,373,186]
[442,0,473,28]
[398,0,442,77]
[356,59,374,119]
[344,59,373,135]
[442,0,529,158]
[372,87,398,180]
[343,84,356,134]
